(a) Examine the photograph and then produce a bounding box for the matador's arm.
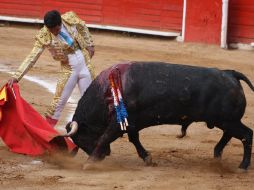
[12,40,45,81]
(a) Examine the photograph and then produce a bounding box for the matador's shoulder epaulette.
[35,26,52,46]
[62,11,82,25]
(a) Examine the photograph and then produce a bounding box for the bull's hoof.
[83,161,100,170]
[89,150,107,162]
[214,156,222,163]
[214,150,222,159]
[239,161,249,170]
[177,133,186,138]
[83,162,92,170]
[83,156,103,170]
[235,168,248,173]
[82,157,95,170]
[144,154,157,167]
[207,124,214,129]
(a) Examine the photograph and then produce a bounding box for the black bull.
[66,62,254,169]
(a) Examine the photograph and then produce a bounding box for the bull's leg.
[177,123,189,138]
[90,124,121,161]
[127,126,153,166]
[238,123,253,169]
[214,131,232,158]
[226,122,253,169]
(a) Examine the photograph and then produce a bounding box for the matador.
[8,10,95,127]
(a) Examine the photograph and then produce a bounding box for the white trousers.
[51,50,92,120]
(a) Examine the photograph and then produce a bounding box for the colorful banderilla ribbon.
[109,71,129,131]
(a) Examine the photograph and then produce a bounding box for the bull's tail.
[224,70,254,91]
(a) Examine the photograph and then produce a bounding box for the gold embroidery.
[35,26,52,46]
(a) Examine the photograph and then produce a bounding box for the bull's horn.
[63,121,78,137]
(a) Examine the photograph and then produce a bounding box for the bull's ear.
[65,122,72,133]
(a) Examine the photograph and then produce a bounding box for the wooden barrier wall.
[228,0,254,44]
[0,0,183,33]
[1,0,253,44]
[184,0,222,45]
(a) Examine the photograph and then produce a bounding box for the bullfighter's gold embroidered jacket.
[13,11,95,81]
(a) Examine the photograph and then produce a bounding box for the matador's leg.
[45,64,77,127]
[77,51,92,95]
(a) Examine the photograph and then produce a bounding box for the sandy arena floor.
[0,24,254,190]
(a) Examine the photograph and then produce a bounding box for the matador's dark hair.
[44,10,62,28]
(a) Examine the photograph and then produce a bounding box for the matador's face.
[48,24,61,36]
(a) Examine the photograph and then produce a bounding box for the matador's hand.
[8,77,18,87]
[86,46,95,58]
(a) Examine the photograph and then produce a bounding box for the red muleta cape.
[0,83,77,156]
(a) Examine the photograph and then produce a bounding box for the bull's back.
[123,62,246,124]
